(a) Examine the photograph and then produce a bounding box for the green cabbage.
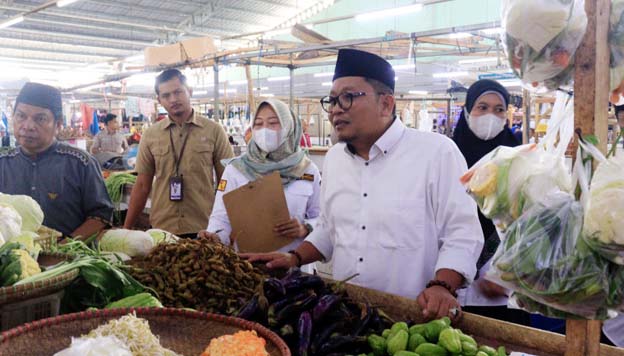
[99,229,154,257]
[0,193,44,232]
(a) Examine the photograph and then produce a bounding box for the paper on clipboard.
[222,171,291,253]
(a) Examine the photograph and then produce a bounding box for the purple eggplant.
[236,295,259,320]
[268,292,311,326]
[283,275,325,292]
[318,335,367,355]
[310,320,346,354]
[275,293,318,325]
[297,311,313,356]
[311,294,341,322]
[264,277,287,301]
[352,303,373,336]
[280,268,302,283]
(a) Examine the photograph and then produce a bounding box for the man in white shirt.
[245,49,483,321]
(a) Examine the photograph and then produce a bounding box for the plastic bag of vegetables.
[99,229,155,257]
[583,152,624,264]
[486,192,612,319]
[0,203,22,244]
[501,0,587,91]
[460,144,572,231]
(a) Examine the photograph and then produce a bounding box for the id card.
[169,176,183,201]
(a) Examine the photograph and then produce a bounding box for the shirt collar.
[343,118,406,158]
[19,140,58,161]
[162,110,204,130]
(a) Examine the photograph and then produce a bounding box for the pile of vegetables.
[610,0,624,103]
[128,237,265,315]
[460,144,571,231]
[366,317,508,356]
[54,313,179,356]
[235,269,393,356]
[0,242,41,286]
[0,193,46,257]
[105,173,137,204]
[501,0,587,91]
[19,239,151,313]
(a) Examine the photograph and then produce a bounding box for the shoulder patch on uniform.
[217,179,227,191]
[0,148,19,159]
[298,173,314,182]
[55,144,90,166]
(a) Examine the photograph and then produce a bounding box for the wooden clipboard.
[222,171,291,253]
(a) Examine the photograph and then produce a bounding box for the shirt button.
[361,225,366,230]
[31,186,36,191]
[384,150,388,154]
[359,257,364,262]
[363,193,368,197]
[31,162,36,166]
[365,162,369,166]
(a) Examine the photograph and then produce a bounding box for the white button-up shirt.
[207,163,321,253]
[306,119,483,299]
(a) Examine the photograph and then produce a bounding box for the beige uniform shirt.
[135,112,234,234]
[91,131,128,154]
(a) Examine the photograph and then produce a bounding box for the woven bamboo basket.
[0,307,292,356]
[34,226,62,251]
[0,253,77,305]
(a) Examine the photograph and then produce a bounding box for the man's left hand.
[274,218,307,239]
[417,285,462,322]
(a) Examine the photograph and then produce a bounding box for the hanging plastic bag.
[486,191,612,319]
[610,0,624,103]
[501,0,587,91]
[460,144,572,230]
[583,150,624,264]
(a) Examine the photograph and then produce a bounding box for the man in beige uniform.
[124,69,233,238]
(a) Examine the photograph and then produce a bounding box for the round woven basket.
[0,253,78,305]
[0,307,292,356]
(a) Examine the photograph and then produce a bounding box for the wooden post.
[244,64,256,117]
[565,0,611,355]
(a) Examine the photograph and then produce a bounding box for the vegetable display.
[105,173,137,204]
[501,0,587,91]
[128,237,265,315]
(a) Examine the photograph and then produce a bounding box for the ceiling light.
[355,4,423,22]
[57,0,81,7]
[482,27,504,35]
[321,82,332,86]
[305,24,314,30]
[433,71,469,78]
[0,16,24,29]
[393,64,415,70]
[194,90,208,95]
[499,79,522,87]
[458,57,499,65]
[219,89,237,93]
[313,72,334,78]
[267,76,290,82]
[69,99,81,104]
[229,80,248,85]
[124,54,144,62]
[394,76,398,81]
[264,28,291,37]
[408,90,428,95]
[260,93,275,97]
[448,32,472,39]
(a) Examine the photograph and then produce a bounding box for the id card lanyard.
[169,125,191,201]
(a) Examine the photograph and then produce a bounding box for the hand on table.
[417,285,462,322]
[240,251,297,270]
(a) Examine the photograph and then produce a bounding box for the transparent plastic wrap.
[501,0,587,91]
[583,153,624,264]
[610,0,624,103]
[486,192,613,319]
[460,144,572,231]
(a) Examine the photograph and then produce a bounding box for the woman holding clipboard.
[199,99,321,271]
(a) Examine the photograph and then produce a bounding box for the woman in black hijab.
[453,79,529,325]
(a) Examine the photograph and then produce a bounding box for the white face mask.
[253,128,281,152]
[466,110,506,141]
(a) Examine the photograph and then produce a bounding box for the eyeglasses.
[320,92,367,113]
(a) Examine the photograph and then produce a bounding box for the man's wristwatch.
[288,250,303,267]
[303,223,314,235]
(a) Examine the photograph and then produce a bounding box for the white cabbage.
[0,193,44,232]
[99,229,154,257]
[0,204,22,242]
[146,228,179,245]
[9,231,42,259]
